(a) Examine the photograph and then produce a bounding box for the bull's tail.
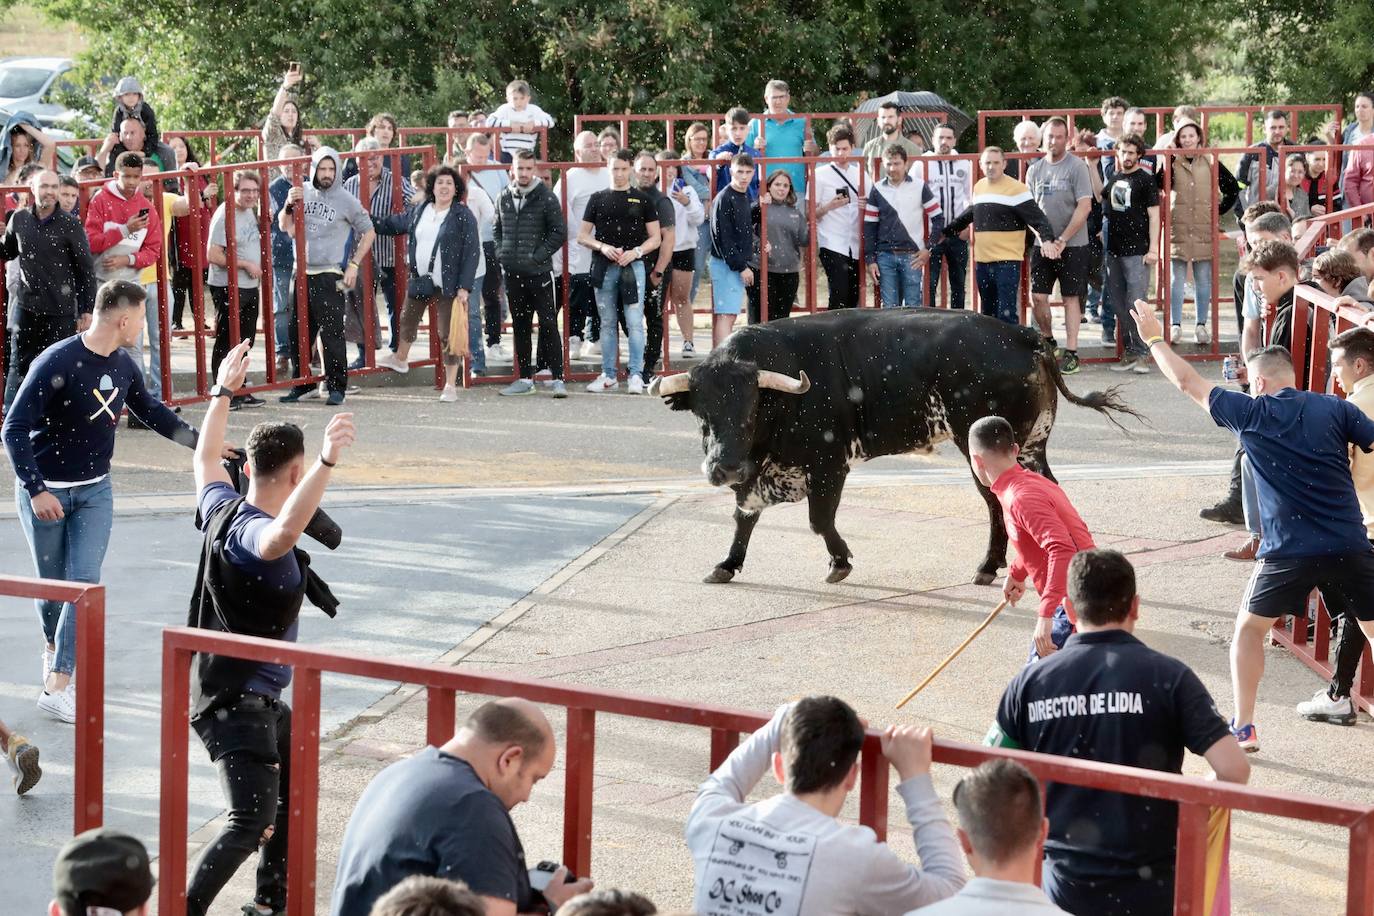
[1039,343,1147,433]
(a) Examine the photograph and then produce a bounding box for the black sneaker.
[239,394,267,409]
[326,390,346,406]
[228,396,245,412]
[1199,498,1244,525]
[278,385,313,403]
[1058,351,1080,375]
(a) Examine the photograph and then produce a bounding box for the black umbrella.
[854,91,973,148]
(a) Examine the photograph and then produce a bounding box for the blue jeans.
[122,283,163,400]
[272,266,294,357]
[1170,259,1213,327]
[468,276,487,372]
[976,261,1021,324]
[14,477,114,677]
[1026,605,1075,664]
[876,251,923,308]
[595,261,646,377]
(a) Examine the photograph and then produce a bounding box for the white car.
[0,56,93,130]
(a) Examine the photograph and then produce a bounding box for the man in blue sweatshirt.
[2,279,202,722]
[863,144,944,308]
[275,146,375,405]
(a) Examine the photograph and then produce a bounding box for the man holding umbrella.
[863,101,922,163]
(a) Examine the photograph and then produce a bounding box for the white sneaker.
[681,340,696,359]
[569,336,583,360]
[37,683,76,724]
[586,374,619,393]
[627,375,646,394]
[439,386,458,403]
[1195,323,1210,346]
[583,340,601,359]
[1170,324,1183,345]
[485,345,506,364]
[377,352,410,373]
[5,733,41,795]
[1296,687,1357,725]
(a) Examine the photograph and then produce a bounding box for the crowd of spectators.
[8,77,1372,407]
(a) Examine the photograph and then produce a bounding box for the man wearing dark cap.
[49,827,153,916]
[73,155,104,182]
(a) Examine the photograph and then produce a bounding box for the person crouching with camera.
[185,339,354,916]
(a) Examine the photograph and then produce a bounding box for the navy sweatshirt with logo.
[2,335,195,495]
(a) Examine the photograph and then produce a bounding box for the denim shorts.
[710,257,745,315]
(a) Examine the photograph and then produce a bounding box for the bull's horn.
[650,372,691,397]
[757,369,810,395]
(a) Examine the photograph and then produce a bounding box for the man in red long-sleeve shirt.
[969,415,1096,659]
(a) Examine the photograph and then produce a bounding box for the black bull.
[650,309,1140,585]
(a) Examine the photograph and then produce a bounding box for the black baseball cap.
[73,155,102,175]
[52,828,153,915]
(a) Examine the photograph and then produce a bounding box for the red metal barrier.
[0,575,105,833]
[977,104,1344,150]
[397,125,550,163]
[156,627,1374,915]
[162,130,264,165]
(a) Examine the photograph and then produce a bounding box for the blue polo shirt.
[745,112,810,195]
[1209,387,1374,558]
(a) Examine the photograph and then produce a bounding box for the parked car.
[0,56,98,133]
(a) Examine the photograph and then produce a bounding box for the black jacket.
[493,180,567,275]
[1,206,97,317]
[187,494,337,719]
[373,200,481,298]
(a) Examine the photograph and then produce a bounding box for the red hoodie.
[990,464,1095,622]
[84,178,163,278]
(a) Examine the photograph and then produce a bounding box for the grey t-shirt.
[206,204,261,289]
[1024,154,1094,248]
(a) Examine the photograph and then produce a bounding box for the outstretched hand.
[1130,299,1162,341]
[215,339,251,391]
[321,413,356,466]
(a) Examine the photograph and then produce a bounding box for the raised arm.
[1132,300,1216,408]
[255,412,355,561]
[194,341,249,491]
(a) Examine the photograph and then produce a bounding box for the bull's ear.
[664,391,693,412]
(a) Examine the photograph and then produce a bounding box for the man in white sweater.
[686,697,966,916]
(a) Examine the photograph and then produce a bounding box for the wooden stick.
[895,599,1010,709]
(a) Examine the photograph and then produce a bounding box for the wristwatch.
[210,384,234,399]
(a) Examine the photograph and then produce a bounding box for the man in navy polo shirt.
[1132,299,1374,754]
[988,549,1250,916]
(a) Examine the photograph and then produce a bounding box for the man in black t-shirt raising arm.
[186,339,353,916]
[988,549,1249,916]
[1102,134,1160,373]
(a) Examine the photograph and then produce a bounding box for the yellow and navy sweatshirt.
[943,175,1055,263]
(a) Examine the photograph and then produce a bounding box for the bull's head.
[650,360,810,487]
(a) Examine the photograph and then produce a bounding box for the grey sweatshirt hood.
[300,145,372,270]
[311,145,342,189]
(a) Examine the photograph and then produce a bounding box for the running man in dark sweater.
[2,279,205,722]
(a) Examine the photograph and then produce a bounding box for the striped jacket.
[862,173,943,262]
[943,175,1055,263]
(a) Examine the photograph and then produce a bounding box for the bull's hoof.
[972,571,997,586]
[704,566,737,584]
[825,564,853,584]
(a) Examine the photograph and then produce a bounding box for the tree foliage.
[1232,0,1374,111]
[26,0,1234,154]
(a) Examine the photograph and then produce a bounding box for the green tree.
[17,0,1234,156]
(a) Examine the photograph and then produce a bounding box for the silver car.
[0,56,88,128]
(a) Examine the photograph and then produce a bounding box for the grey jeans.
[1105,253,1149,357]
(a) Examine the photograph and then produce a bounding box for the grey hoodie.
[299,146,372,272]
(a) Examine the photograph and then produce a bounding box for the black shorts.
[1030,245,1092,299]
[1243,551,1374,622]
[670,248,696,272]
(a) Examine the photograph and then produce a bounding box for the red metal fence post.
[158,641,193,916]
[1172,802,1210,914]
[426,686,456,747]
[563,706,596,878]
[73,587,105,832]
[1348,811,1374,915]
[857,735,889,841]
[286,667,323,916]
[709,727,740,769]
